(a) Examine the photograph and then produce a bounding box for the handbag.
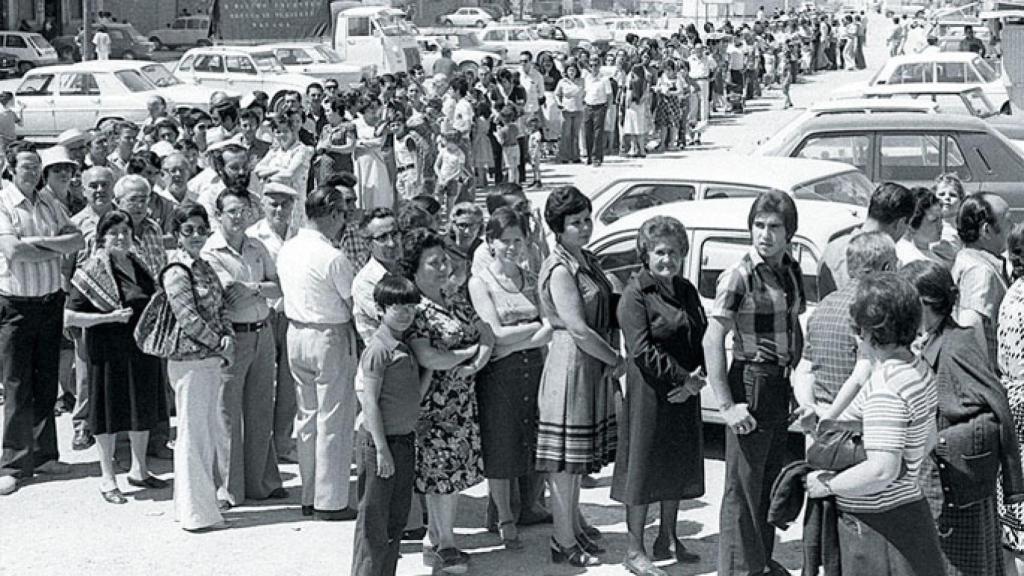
[133,262,203,359]
[807,419,866,472]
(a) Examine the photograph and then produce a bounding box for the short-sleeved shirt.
[130,217,168,279]
[352,256,388,342]
[0,181,72,297]
[201,231,275,323]
[838,357,937,513]
[246,218,288,311]
[817,228,856,299]
[952,246,1008,367]
[803,282,859,404]
[277,228,354,325]
[711,247,806,367]
[359,326,421,436]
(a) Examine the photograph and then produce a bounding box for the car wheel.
[16,62,32,76]
[445,19,455,26]
[197,39,211,47]
[149,36,166,51]
[1002,101,1013,115]
[123,51,135,60]
[476,20,486,27]
[59,46,75,62]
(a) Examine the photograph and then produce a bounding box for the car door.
[166,18,188,47]
[14,72,55,136]
[224,54,261,95]
[4,34,32,63]
[94,71,142,123]
[55,71,101,130]
[956,130,1024,218]
[792,132,874,179]
[192,53,225,86]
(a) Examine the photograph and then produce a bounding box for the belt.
[734,360,792,379]
[232,319,268,333]
[0,291,64,305]
[396,164,415,173]
[585,102,607,107]
[289,319,351,330]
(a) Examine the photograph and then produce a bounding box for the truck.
[207,0,420,74]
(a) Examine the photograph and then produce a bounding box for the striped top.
[837,357,938,513]
[0,180,72,297]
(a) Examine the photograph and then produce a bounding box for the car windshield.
[121,24,148,42]
[252,52,286,72]
[375,14,415,37]
[27,34,53,51]
[974,57,998,83]
[114,70,155,92]
[793,171,874,206]
[963,89,996,117]
[312,46,343,63]
[139,63,182,87]
[582,17,605,26]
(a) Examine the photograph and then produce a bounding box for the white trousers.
[169,357,224,531]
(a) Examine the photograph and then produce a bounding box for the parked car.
[51,22,156,62]
[561,154,871,238]
[0,31,59,75]
[0,52,19,78]
[835,51,1010,113]
[861,83,998,117]
[146,15,212,50]
[760,98,939,150]
[440,7,495,27]
[172,46,321,110]
[755,113,1024,219]
[418,36,502,75]
[553,15,614,54]
[473,24,570,60]
[261,43,369,89]
[604,17,667,44]
[587,198,862,425]
[12,60,225,141]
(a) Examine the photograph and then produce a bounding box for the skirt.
[476,349,543,479]
[535,330,617,474]
[1000,381,1024,552]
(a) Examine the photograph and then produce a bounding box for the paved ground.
[0,15,890,576]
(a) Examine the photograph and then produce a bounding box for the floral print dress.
[411,292,485,495]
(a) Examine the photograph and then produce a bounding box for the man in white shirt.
[92,27,111,60]
[518,51,545,120]
[352,208,402,342]
[581,54,611,166]
[277,185,358,521]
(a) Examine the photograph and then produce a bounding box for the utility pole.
[82,0,94,61]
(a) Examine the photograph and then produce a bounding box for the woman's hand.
[219,335,236,368]
[805,470,835,499]
[607,355,626,380]
[107,307,134,324]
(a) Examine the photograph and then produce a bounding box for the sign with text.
[210,0,331,40]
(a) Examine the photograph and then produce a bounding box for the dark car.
[51,22,155,62]
[757,113,1024,219]
[0,52,18,78]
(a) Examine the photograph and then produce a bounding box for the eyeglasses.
[179,224,210,237]
[370,230,400,242]
[220,207,248,219]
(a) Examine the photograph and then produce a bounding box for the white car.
[441,7,495,28]
[604,18,667,44]
[172,46,322,109]
[0,31,59,74]
[418,36,503,75]
[262,43,370,89]
[474,25,570,61]
[147,15,212,50]
[12,60,225,140]
[588,198,862,425]
[553,15,614,54]
[835,51,1010,113]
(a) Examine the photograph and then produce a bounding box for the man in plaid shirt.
[703,191,805,576]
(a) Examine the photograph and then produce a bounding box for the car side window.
[698,237,750,299]
[966,65,982,83]
[794,134,870,173]
[702,185,764,200]
[594,236,643,293]
[58,73,99,95]
[936,62,966,83]
[177,55,194,71]
[172,19,187,29]
[225,55,256,75]
[514,29,531,41]
[601,184,696,224]
[5,35,26,48]
[945,135,971,181]
[349,17,371,37]
[888,62,932,84]
[879,133,942,181]
[16,74,53,96]
[195,54,223,73]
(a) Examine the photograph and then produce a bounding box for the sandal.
[101,488,127,505]
[127,475,169,489]
[499,520,523,551]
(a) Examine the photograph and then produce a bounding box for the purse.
[134,262,204,359]
[807,419,866,472]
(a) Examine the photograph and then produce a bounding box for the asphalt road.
[0,15,889,576]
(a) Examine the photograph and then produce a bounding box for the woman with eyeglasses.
[254,112,314,230]
[162,203,235,532]
[65,210,168,504]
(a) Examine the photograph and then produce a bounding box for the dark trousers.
[718,361,792,576]
[0,293,64,478]
[729,69,745,95]
[838,40,847,70]
[351,430,415,576]
[517,136,528,184]
[838,498,945,576]
[584,103,607,163]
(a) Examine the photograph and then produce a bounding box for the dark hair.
[170,202,210,236]
[544,186,592,234]
[399,227,446,280]
[155,120,180,137]
[397,204,434,232]
[374,273,420,309]
[637,216,689,266]
[450,76,469,97]
[173,139,200,154]
[360,207,396,230]
[410,194,441,216]
[850,272,921,347]
[5,141,37,171]
[324,95,347,116]
[305,185,346,219]
[520,50,533,61]
[215,186,252,212]
[486,207,527,242]
[899,259,958,318]
[238,108,260,124]
[127,152,161,174]
[867,182,915,226]
[908,187,940,230]
[747,190,798,240]
[324,171,358,190]
[958,193,1002,245]
[214,105,238,125]
[306,82,324,95]
[95,209,133,247]
[1009,222,1024,282]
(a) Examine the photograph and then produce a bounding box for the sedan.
[441,7,494,28]
[262,43,369,89]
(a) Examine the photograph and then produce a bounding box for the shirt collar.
[747,245,795,270]
[371,325,402,352]
[552,242,582,276]
[920,316,961,367]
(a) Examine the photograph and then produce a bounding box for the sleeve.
[329,253,355,301]
[0,205,17,236]
[861,389,909,454]
[161,264,224,350]
[617,284,689,398]
[710,264,747,320]
[957,267,1002,320]
[258,240,277,281]
[359,340,389,390]
[352,276,380,342]
[199,247,233,288]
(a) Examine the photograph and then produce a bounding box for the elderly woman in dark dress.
[65,210,167,504]
[536,186,623,567]
[613,216,704,576]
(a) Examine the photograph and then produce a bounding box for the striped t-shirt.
[837,356,938,513]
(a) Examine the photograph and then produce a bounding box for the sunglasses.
[179,224,210,237]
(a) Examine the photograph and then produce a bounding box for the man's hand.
[794,405,821,435]
[376,446,395,479]
[667,385,694,404]
[222,282,250,307]
[805,470,835,499]
[108,307,134,324]
[722,402,757,435]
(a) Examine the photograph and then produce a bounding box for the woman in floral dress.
[998,223,1024,572]
[403,228,494,574]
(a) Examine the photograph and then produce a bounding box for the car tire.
[149,36,166,51]
[445,19,455,26]
[476,20,486,27]
[16,61,32,76]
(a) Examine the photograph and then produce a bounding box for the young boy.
[434,130,467,220]
[351,274,424,576]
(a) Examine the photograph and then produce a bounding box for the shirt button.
[939,437,946,444]
[938,463,946,469]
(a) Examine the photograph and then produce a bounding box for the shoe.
[101,488,128,505]
[127,475,169,490]
[652,536,700,564]
[301,505,314,517]
[764,558,790,576]
[217,499,233,511]
[148,446,174,460]
[278,449,299,464]
[623,553,669,576]
[499,521,523,551]
[35,460,71,475]
[576,532,606,555]
[594,160,603,167]
[314,507,357,521]
[184,520,231,533]
[54,393,75,416]
[72,430,95,451]
[582,524,603,541]
[436,547,469,574]
[423,546,441,568]
[550,539,599,567]
[401,526,427,541]
[0,475,17,496]
[518,509,553,526]
[265,487,288,499]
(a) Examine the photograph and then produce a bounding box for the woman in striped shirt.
[806,272,943,576]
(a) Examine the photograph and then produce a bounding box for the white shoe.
[0,474,16,495]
